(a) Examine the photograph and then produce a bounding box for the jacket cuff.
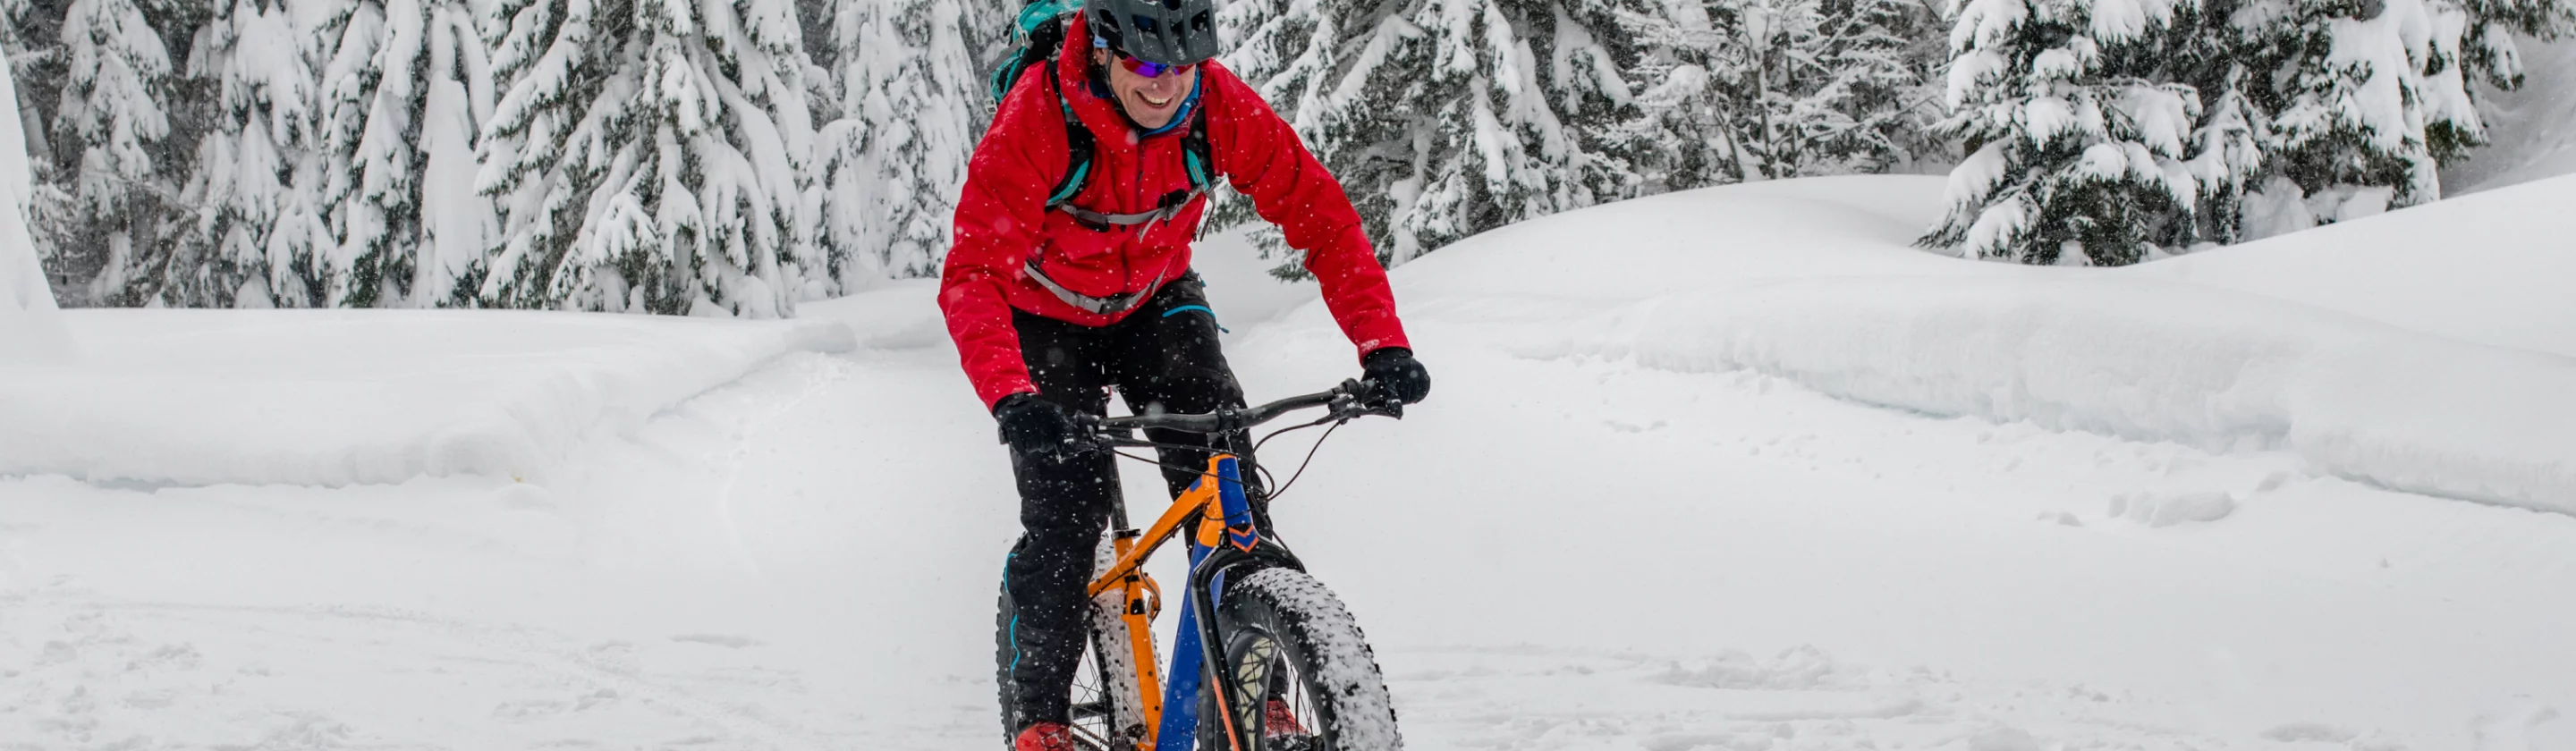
[979,381,1040,412]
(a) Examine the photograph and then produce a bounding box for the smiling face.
[1094,49,1199,130]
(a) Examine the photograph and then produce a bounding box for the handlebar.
[1090,379,1393,442]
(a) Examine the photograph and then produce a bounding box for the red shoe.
[1014,721,1075,751]
[1263,698,1309,738]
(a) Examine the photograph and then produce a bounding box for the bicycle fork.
[1097,455,1265,751]
[1106,525,1164,743]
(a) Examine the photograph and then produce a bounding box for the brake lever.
[1336,378,1404,420]
[1072,413,1131,451]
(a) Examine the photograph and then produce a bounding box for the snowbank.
[0,310,854,486]
[2136,173,2576,359]
[1407,175,2576,513]
[1557,276,2576,513]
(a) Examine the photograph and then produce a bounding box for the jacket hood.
[1056,13,1215,151]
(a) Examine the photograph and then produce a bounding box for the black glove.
[993,393,1095,460]
[1360,348,1431,409]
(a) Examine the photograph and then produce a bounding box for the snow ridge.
[0,312,856,487]
[1558,276,2576,514]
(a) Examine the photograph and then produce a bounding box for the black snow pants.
[1001,272,1264,728]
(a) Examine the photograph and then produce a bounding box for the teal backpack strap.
[1177,80,1217,190]
[1046,69,1096,207]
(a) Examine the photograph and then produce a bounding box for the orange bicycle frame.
[1083,454,1245,749]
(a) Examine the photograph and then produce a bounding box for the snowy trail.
[10,288,2576,750]
[9,178,2576,749]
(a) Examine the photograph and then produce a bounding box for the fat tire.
[1211,567,1403,749]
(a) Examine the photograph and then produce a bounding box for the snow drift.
[1570,276,2576,512]
[1409,175,2576,513]
[0,311,855,486]
[2137,173,2576,359]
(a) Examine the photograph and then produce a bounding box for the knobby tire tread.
[1214,567,1404,750]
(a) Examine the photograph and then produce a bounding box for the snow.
[2321,0,2435,156]
[2134,173,2576,358]
[0,311,855,486]
[1432,175,2576,511]
[0,57,73,365]
[5,175,2576,750]
[1553,274,2576,512]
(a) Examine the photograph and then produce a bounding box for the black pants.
[1002,274,1262,727]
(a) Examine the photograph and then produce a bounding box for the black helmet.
[1086,0,1220,67]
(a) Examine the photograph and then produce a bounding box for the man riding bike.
[938,0,1431,747]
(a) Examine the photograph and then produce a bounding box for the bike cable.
[1258,418,1343,502]
[1096,412,1351,502]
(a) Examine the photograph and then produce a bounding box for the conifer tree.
[2202,0,2576,240]
[1615,0,1756,191]
[50,0,177,304]
[1213,0,1651,274]
[2446,0,2573,103]
[1920,0,2206,265]
[1624,0,1945,181]
[159,0,339,308]
[0,0,71,299]
[473,0,818,316]
[2230,0,2468,235]
[2102,0,2263,248]
[320,0,496,307]
[2246,0,2442,229]
[818,0,1004,284]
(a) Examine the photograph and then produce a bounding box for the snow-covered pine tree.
[2229,0,2469,236]
[0,0,71,297]
[1919,0,2207,265]
[1211,0,1650,275]
[1205,0,1372,266]
[319,0,496,307]
[817,0,1004,284]
[48,0,179,305]
[0,19,71,360]
[2447,0,2575,93]
[2097,0,2265,249]
[1622,0,1945,181]
[156,0,339,308]
[1611,0,1754,191]
[472,0,818,316]
[2170,72,2267,246]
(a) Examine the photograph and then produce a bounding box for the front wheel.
[1211,567,1403,750]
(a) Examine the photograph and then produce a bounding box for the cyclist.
[939,0,1431,747]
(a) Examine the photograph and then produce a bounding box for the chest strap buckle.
[1026,259,1168,316]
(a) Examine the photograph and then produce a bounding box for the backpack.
[989,0,1218,229]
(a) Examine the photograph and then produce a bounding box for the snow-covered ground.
[5,175,2576,751]
[0,311,854,486]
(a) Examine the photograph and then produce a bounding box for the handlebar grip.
[1096,381,1394,435]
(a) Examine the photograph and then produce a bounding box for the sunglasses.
[1116,52,1196,79]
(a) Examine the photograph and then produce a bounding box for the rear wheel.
[996,538,1152,749]
[1209,567,1402,749]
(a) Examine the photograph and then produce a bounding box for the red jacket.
[941,14,1411,409]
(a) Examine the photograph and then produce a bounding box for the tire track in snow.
[560,352,862,575]
[674,353,863,578]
